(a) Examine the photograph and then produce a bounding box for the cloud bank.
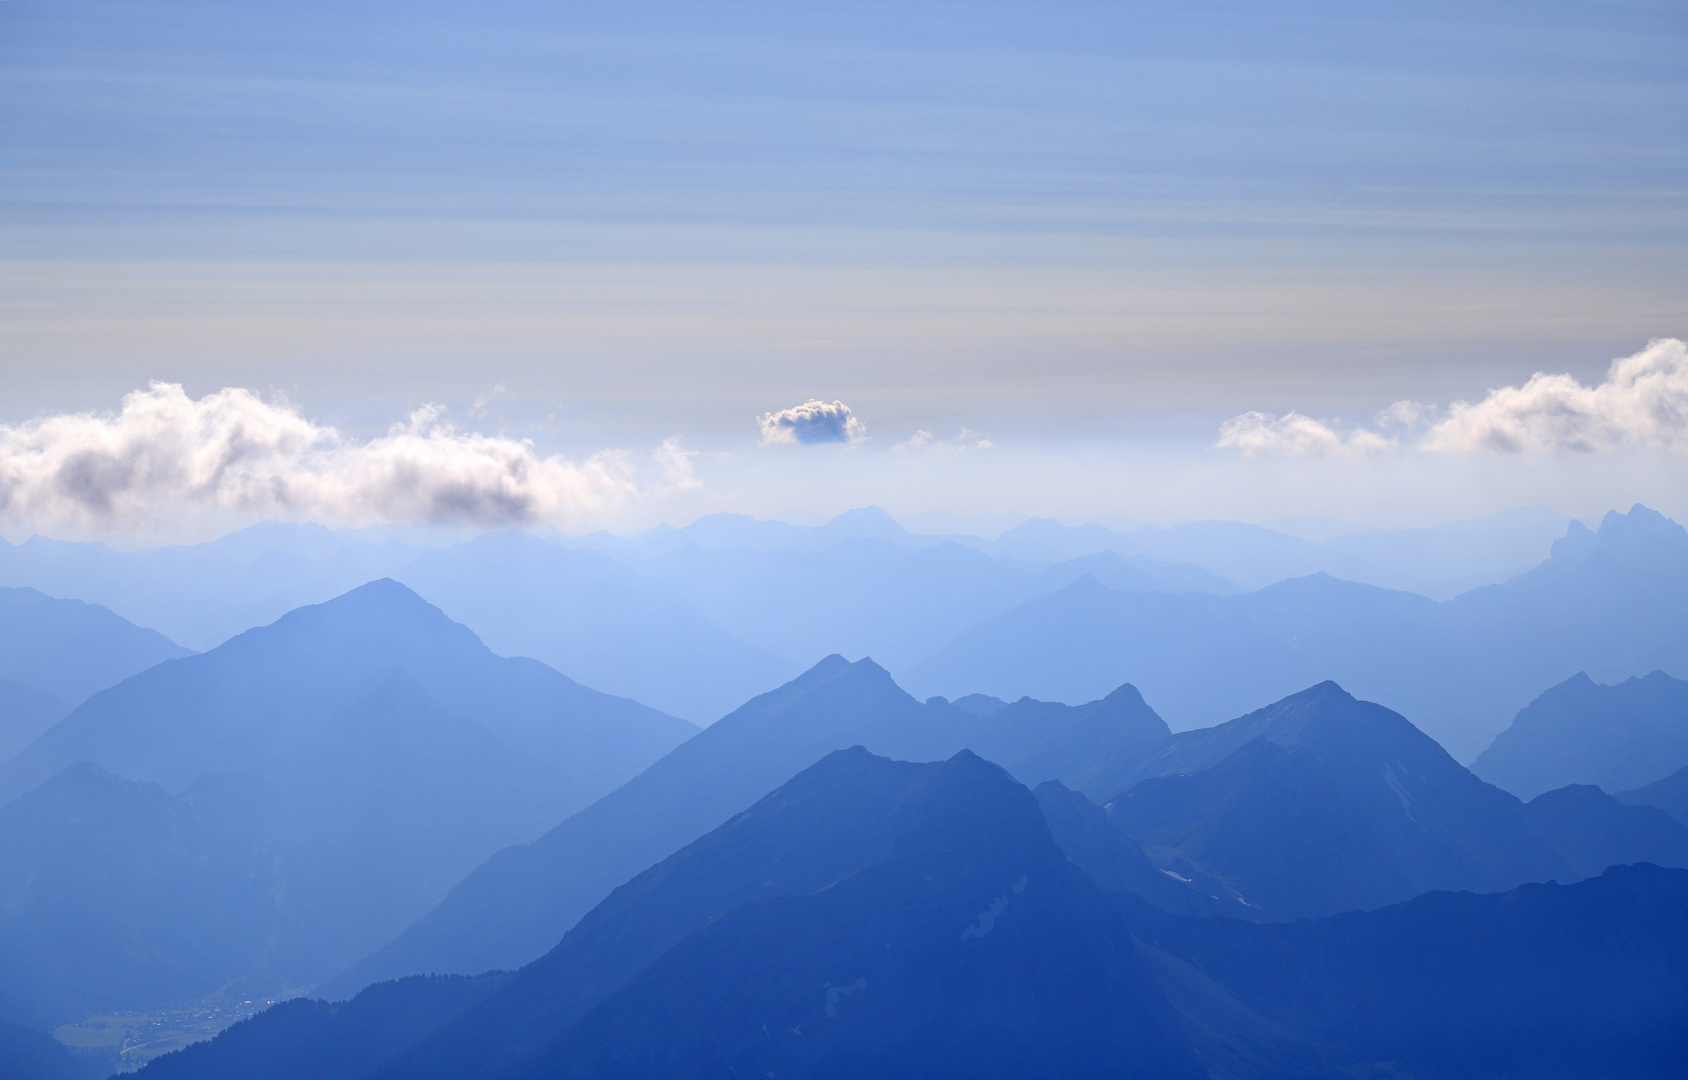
[1220,338,1688,457]
[758,400,867,445]
[0,382,692,538]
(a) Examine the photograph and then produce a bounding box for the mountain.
[1472,670,1688,800]
[395,532,798,722]
[0,763,287,1027]
[131,975,507,1080]
[1097,683,1571,919]
[0,680,67,765]
[0,578,695,806]
[0,586,188,705]
[181,749,1326,1080]
[322,659,1181,997]
[1620,763,1688,826]
[1520,784,1688,877]
[908,504,1688,761]
[1131,864,1688,1079]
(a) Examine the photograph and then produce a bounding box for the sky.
[1,0,1685,541]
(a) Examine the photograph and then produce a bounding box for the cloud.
[1215,411,1395,458]
[1218,339,1688,458]
[0,382,687,538]
[757,399,867,445]
[1422,337,1688,453]
[894,427,995,452]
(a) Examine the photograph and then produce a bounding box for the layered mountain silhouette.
[908,504,1688,761]
[0,578,694,806]
[1472,669,1688,799]
[323,658,1180,996]
[136,745,1688,1080]
[0,586,188,706]
[1096,683,1573,919]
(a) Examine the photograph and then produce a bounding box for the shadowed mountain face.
[1472,669,1688,800]
[0,586,188,706]
[1621,764,1688,826]
[1097,683,1572,919]
[906,505,1688,762]
[323,659,1176,997]
[0,579,695,807]
[1129,864,1688,1080]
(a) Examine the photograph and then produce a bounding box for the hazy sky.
[2,0,1685,539]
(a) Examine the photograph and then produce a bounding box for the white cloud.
[894,427,995,452]
[757,399,867,445]
[1218,338,1688,458]
[0,382,686,538]
[1215,411,1395,458]
[1422,337,1688,453]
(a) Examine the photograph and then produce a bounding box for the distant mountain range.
[907,504,1688,760]
[0,503,1581,724]
[132,745,1688,1080]
[1472,669,1688,799]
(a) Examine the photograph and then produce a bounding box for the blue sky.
[1,0,1684,538]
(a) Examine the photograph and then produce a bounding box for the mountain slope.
[324,660,1179,996]
[1522,784,1688,877]
[0,763,287,1026]
[0,579,694,806]
[0,586,189,705]
[0,680,67,765]
[1099,683,1571,919]
[1472,669,1688,799]
[397,532,798,723]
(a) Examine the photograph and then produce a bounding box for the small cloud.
[1215,411,1395,458]
[894,427,995,453]
[652,437,701,494]
[757,399,867,446]
[469,381,508,419]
